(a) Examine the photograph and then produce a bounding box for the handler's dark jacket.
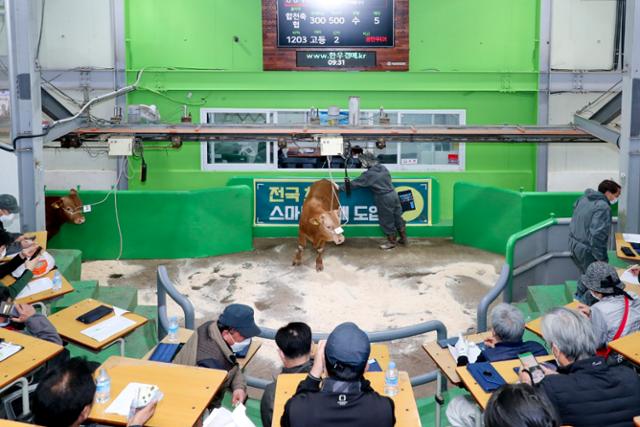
[538,356,640,427]
[281,374,396,427]
[569,189,612,271]
[196,319,246,407]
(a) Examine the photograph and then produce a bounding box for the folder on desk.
[0,341,23,362]
[80,315,136,342]
[467,362,506,392]
[16,277,53,299]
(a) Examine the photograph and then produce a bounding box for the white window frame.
[200,108,466,172]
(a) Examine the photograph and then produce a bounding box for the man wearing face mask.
[196,303,261,408]
[569,179,621,304]
[0,229,41,299]
[0,194,35,256]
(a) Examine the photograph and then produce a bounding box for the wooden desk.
[1,269,74,304]
[237,338,262,370]
[525,301,581,337]
[48,299,147,352]
[423,332,492,385]
[608,331,640,365]
[0,328,63,389]
[271,371,420,427]
[456,355,555,409]
[88,356,227,427]
[0,231,47,263]
[616,233,640,262]
[370,343,390,371]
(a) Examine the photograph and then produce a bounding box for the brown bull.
[45,189,85,240]
[292,179,345,271]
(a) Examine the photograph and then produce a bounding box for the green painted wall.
[47,188,253,260]
[123,0,541,224]
[453,182,587,254]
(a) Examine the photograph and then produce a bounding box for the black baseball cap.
[325,322,370,369]
[219,304,261,338]
[0,195,19,213]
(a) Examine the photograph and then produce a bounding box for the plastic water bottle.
[52,271,62,291]
[168,316,179,342]
[384,361,399,397]
[95,368,111,403]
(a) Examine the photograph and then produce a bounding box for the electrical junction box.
[320,135,344,156]
[108,136,134,156]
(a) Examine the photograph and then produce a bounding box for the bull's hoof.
[292,259,301,267]
[315,264,324,272]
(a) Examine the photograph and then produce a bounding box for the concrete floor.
[82,237,504,399]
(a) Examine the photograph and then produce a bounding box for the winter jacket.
[0,254,34,300]
[281,374,395,427]
[590,292,640,347]
[260,360,312,427]
[347,164,395,195]
[569,189,612,271]
[480,340,548,362]
[196,319,246,408]
[538,356,640,427]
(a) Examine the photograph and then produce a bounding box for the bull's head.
[50,189,86,225]
[310,209,345,245]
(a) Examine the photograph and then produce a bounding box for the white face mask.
[230,337,251,353]
[610,197,618,205]
[0,214,15,226]
[0,247,5,259]
[590,290,602,301]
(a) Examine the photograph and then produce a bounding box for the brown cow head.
[310,209,345,245]
[50,189,85,225]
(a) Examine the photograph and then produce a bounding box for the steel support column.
[619,0,640,233]
[112,0,128,190]
[6,0,45,231]
[536,0,552,191]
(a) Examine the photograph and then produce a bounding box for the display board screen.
[277,0,394,48]
[296,50,377,68]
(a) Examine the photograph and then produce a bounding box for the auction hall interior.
[0,0,640,426]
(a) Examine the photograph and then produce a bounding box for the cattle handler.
[340,152,407,250]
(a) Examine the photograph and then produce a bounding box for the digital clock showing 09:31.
[277,0,395,48]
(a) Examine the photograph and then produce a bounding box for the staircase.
[48,249,159,364]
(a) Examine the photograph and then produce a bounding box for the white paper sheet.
[623,233,640,244]
[0,341,22,362]
[621,267,640,285]
[447,335,482,364]
[15,277,53,299]
[105,382,159,417]
[113,306,129,317]
[203,404,255,427]
[81,315,135,342]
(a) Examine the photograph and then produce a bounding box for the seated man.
[196,303,261,408]
[520,307,640,427]
[33,357,156,427]
[481,303,548,361]
[281,322,395,427]
[576,262,640,356]
[260,322,313,427]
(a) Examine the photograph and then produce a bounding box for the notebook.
[0,341,23,362]
[466,362,506,392]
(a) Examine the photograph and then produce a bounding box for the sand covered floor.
[82,237,503,398]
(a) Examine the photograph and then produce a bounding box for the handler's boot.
[379,235,397,250]
[398,228,408,246]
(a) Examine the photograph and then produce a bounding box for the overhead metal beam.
[574,115,620,146]
[41,87,73,120]
[548,71,622,93]
[590,91,622,125]
[66,124,604,144]
[44,117,88,143]
[619,0,640,233]
[6,0,45,231]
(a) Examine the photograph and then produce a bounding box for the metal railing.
[157,265,195,340]
[155,266,447,389]
[477,216,618,332]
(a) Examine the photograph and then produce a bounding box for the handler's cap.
[0,195,19,213]
[358,151,378,168]
[581,261,625,295]
[219,304,261,338]
[325,322,370,369]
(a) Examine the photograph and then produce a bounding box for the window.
[201,108,465,171]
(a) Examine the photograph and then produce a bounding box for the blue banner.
[254,178,431,226]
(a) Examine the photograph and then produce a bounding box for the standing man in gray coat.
[569,179,621,304]
[341,152,407,250]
